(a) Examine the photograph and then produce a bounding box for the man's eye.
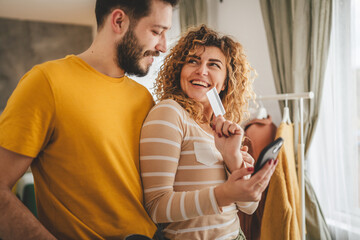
[152,30,161,35]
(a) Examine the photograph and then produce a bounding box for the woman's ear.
[221,82,226,91]
[110,9,129,34]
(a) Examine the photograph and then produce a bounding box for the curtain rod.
[257,92,314,101]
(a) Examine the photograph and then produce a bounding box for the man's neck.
[78,36,125,78]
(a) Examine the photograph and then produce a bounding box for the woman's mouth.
[190,80,210,88]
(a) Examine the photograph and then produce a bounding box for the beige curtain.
[179,0,208,33]
[260,0,332,239]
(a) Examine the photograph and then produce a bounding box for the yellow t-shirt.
[0,55,156,239]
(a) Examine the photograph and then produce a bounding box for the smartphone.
[252,137,284,175]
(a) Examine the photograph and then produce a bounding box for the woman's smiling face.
[180,46,227,110]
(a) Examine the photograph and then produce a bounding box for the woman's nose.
[196,64,208,75]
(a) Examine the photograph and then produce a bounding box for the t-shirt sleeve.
[140,100,221,223]
[0,66,55,158]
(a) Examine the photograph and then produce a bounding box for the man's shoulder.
[125,76,150,91]
[124,77,154,102]
[17,56,75,86]
[35,55,76,69]
[27,55,77,79]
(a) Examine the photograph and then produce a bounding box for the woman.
[140,25,277,240]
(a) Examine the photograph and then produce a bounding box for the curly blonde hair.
[154,25,256,124]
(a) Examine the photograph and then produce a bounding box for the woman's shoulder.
[154,99,185,112]
[157,98,180,107]
[146,99,185,120]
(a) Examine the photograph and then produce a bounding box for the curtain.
[179,0,208,33]
[259,0,332,239]
[308,0,360,239]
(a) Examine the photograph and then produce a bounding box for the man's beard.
[116,27,159,77]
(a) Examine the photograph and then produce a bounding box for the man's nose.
[155,34,167,53]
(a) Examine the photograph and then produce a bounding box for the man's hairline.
[97,0,174,32]
[128,0,174,30]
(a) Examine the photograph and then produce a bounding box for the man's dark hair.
[95,0,179,29]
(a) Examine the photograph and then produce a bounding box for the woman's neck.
[203,105,213,123]
[197,106,213,135]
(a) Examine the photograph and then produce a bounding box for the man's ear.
[110,9,129,34]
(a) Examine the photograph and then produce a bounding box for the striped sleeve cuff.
[209,186,221,214]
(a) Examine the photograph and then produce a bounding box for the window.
[308,0,360,239]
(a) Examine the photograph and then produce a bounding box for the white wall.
[0,0,96,26]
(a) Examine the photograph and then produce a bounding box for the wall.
[0,1,96,111]
[0,0,96,26]
[0,18,93,110]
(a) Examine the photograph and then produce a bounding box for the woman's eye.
[210,63,221,68]
[187,59,197,64]
[152,30,161,35]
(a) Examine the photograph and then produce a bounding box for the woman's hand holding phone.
[214,158,278,207]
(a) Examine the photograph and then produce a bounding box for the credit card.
[206,87,226,116]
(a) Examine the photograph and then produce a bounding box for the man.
[0,0,178,239]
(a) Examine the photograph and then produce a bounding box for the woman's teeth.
[191,80,209,87]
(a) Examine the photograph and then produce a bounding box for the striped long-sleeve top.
[140,99,258,240]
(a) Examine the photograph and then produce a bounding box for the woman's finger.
[250,159,274,183]
[211,114,218,128]
[241,145,248,152]
[241,151,255,166]
[252,159,278,191]
[230,167,255,181]
[228,123,242,136]
[214,115,226,137]
[222,121,232,137]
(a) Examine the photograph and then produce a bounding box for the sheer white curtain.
[307,0,360,239]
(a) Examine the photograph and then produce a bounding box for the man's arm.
[0,146,55,240]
